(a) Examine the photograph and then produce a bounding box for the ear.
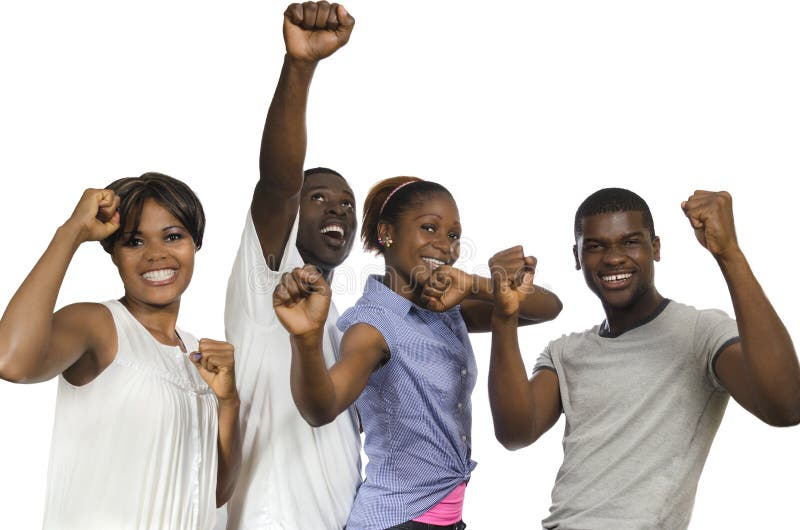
[652,236,661,262]
[110,250,119,267]
[573,244,581,270]
[377,221,392,243]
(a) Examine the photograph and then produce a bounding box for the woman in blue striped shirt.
[274,176,562,530]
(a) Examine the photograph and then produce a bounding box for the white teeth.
[142,269,176,282]
[602,273,632,282]
[320,224,345,237]
[422,257,446,267]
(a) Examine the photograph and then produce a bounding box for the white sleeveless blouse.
[43,300,218,530]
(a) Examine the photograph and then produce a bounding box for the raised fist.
[67,188,121,243]
[273,264,332,336]
[283,2,355,62]
[681,190,739,259]
[489,246,536,318]
[421,265,472,312]
[189,338,237,402]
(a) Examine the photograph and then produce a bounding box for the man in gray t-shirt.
[488,188,800,529]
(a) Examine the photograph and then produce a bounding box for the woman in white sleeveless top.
[0,173,241,530]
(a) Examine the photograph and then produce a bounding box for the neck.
[602,288,665,336]
[382,269,422,305]
[120,295,182,346]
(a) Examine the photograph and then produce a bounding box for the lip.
[319,220,349,248]
[140,268,178,286]
[421,256,449,269]
[597,270,634,290]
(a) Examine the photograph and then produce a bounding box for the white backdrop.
[1,1,798,528]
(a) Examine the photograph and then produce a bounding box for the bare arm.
[252,2,354,268]
[0,189,120,383]
[274,265,385,426]
[683,191,800,426]
[486,258,562,449]
[421,246,563,333]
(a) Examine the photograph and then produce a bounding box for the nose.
[327,202,348,216]
[145,240,168,262]
[433,235,458,261]
[602,244,626,265]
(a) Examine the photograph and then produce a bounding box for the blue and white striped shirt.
[338,275,478,530]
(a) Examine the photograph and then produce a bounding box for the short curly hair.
[574,187,655,240]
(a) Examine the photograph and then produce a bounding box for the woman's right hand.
[273,264,332,337]
[65,188,121,243]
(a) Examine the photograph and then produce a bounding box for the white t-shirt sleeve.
[225,210,302,327]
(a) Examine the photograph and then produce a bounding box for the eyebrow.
[414,213,462,227]
[305,185,356,200]
[584,230,646,242]
[121,226,186,236]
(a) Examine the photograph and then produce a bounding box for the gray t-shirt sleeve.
[693,308,740,391]
[533,341,557,375]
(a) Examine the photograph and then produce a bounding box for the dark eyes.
[584,240,640,251]
[123,233,183,247]
[421,224,460,240]
[124,237,144,247]
[311,194,354,210]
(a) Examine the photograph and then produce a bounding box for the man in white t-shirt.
[219,3,361,529]
[488,187,800,529]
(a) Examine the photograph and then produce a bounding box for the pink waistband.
[412,482,467,525]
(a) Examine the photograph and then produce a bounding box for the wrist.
[285,54,319,74]
[492,310,518,327]
[291,329,324,351]
[470,275,493,302]
[715,246,747,273]
[57,220,89,249]
[218,395,241,409]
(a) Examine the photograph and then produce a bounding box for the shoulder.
[665,300,734,328]
[540,326,601,359]
[338,299,393,332]
[55,302,115,333]
[55,302,118,383]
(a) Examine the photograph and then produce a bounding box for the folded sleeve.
[337,303,398,356]
[694,308,741,391]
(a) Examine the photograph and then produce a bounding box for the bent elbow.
[759,400,800,427]
[494,427,537,451]
[300,409,335,428]
[550,297,564,321]
[774,406,800,427]
[0,353,28,383]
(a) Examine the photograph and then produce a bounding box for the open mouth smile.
[141,268,177,284]
[598,271,633,288]
[320,223,347,246]
[422,257,447,268]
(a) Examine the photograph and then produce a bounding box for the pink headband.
[378,180,420,217]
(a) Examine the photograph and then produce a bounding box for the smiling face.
[574,210,661,315]
[296,171,357,274]
[112,198,197,309]
[381,192,461,301]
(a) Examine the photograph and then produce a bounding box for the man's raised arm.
[683,190,800,426]
[252,2,354,269]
